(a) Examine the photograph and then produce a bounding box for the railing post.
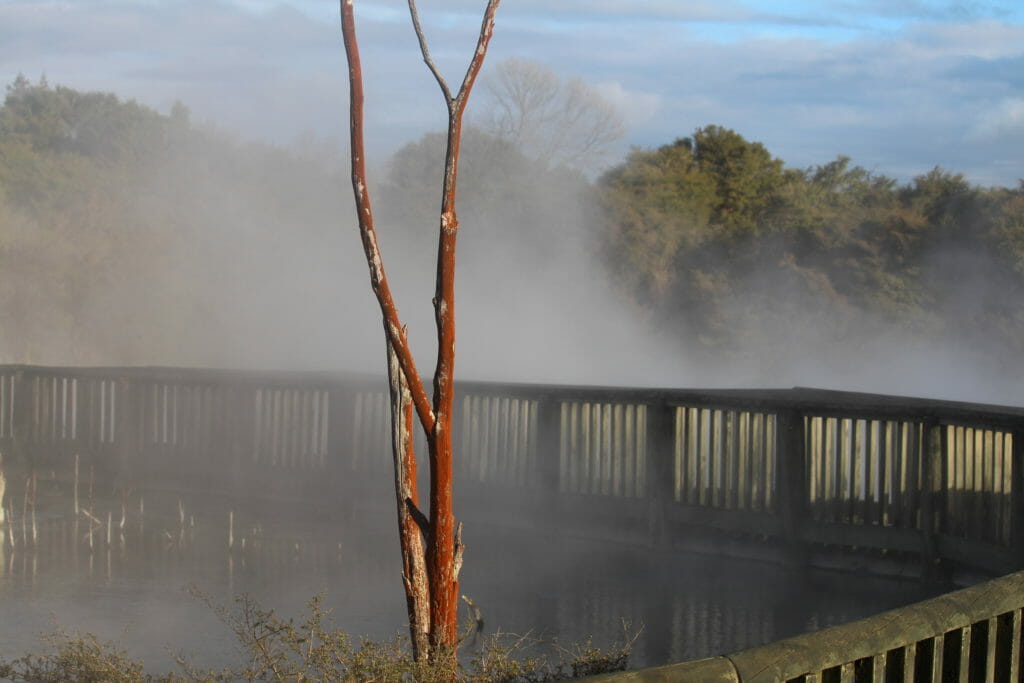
[11,369,34,468]
[114,376,140,488]
[536,396,562,497]
[227,385,256,502]
[919,421,941,576]
[327,385,357,507]
[206,382,230,494]
[776,409,808,564]
[530,395,564,536]
[1012,426,1024,567]
[646,400,676,546]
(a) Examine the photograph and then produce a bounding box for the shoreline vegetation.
[0,594,636,682]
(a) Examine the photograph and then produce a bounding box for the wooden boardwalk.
[3,364,1024,680]
[0,364,1021,578]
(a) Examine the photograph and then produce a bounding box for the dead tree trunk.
[387,339,430,659]
[340,0,500,660]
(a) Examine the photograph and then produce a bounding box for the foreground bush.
[0,630,169,683]
[0,594,636,682]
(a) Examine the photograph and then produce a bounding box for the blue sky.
[1,0,1022,186]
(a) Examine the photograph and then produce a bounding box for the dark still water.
[0,499,944,675]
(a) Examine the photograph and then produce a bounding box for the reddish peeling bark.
[409,0,499,650]
[340,0,436,437]
[340,0,500,660]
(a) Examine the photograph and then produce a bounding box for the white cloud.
[593,81,661,127]
[969,97,1024,140]
[0,1,1021,185]
[903,18,1024,58]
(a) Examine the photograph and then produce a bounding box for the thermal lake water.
[0,497,945,675]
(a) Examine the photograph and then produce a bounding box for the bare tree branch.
[482,58,625,169]
[408,0,500,652]
[340,0,436,435]
[406,0,499,109]
[454,0,501,104]
[406,0,453,103]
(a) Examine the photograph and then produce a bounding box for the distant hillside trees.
[0,77,352,367]
[379,127,591,267]
[4,76,1023,375]
[598,126,1024,359]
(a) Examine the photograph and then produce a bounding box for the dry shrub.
[0,592,637,682]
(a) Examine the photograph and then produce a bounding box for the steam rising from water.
[2,113,1020,408]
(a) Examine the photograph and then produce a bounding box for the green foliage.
[380,127,590,238]
[0,76,182,215]
[599,139,715,303]
[7,74,1024,371]
[377,125,594,289]
[0,629,175,682]
[598,126,1024,357]
[0,77,351,367]
[688,125,793,239]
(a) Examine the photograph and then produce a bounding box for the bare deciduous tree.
[339,0,501,663]
[482,58,625,170]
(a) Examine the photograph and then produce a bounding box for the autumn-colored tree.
[339,0,500,663]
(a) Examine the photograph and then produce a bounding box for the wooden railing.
[0,365,1022,577]
[586,568,1024,682]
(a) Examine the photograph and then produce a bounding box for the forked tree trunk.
[340,0,500,661]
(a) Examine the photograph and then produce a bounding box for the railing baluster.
[1012,429,1024,565]
[871,651,886,681]
[777,409,808,560]
[1010,608,1022,681]
[931,632,946,682]
[904,641,917,682]
[959,624,972,682]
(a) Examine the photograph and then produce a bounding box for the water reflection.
[0,501,946,675]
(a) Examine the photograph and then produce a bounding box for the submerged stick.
[0,455,5,550]
[30,471,37,545]
[73,454,79,516]
[178,499,186,546]
[21,476,28,546]
[80,508,102,525]
[228,510,234,550]
[0,452,6,527]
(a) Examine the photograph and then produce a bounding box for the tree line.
[0,75,353,367]
[599,126,1024,367]
[2,75,1022,375]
